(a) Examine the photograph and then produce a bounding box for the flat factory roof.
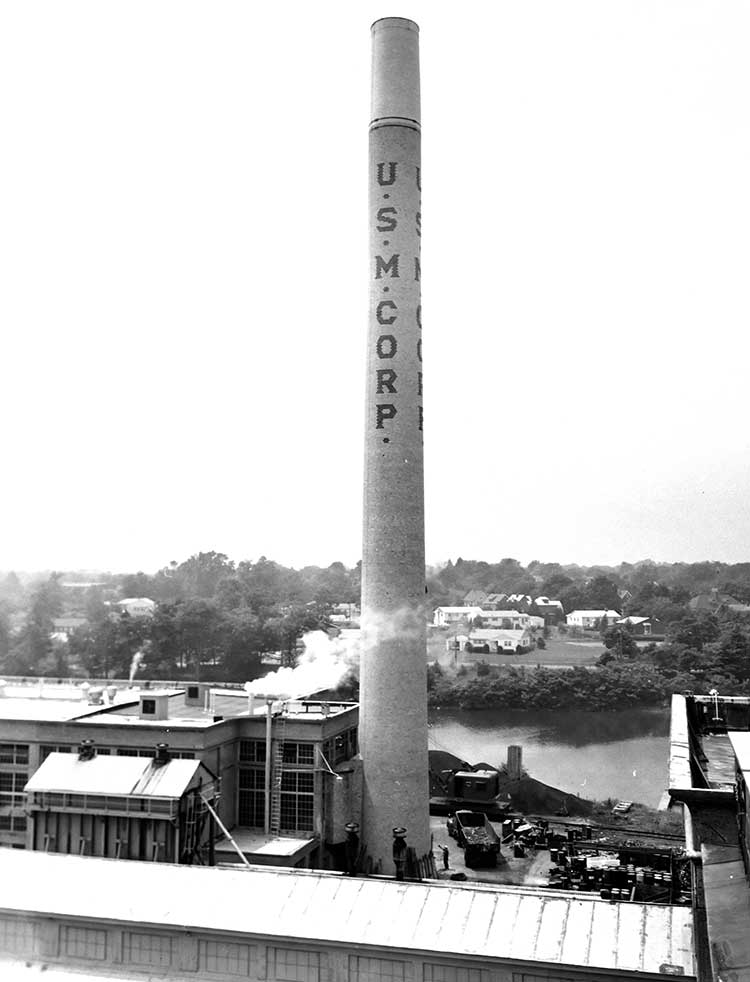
[25,753,204,798]
[0,851,694,976]
[0,699,96,722]
[728,731,750,773]
[216,830,316,857]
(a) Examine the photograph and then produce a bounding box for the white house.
[117,597,156,618]
[432,606,483,627]
[534,596,564,613]
[566,609,620,629]
[463,628,534,655]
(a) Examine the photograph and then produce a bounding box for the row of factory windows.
[0,918,494,982]
[239,741,315,766]
[3,733,357,772]
[0,744,196,768]
[237,730,357,769]
[38,745,196,761]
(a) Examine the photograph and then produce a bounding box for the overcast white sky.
[1,1,748,574]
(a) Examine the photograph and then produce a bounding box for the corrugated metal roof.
[0,851,695,976]
[24,753,202,798]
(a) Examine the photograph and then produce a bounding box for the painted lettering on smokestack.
[360,17,430,873]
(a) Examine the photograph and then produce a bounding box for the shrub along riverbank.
[427,662,750,711]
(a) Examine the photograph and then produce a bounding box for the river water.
[427,707,670,807]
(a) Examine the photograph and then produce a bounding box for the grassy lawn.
[427,631,604,668]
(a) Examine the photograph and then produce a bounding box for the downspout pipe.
[264,699,273,834]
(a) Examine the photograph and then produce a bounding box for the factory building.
[0,849,696,982]
[0,680,359,868]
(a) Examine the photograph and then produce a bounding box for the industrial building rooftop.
[0,849,695,978]
[0,679,356,726]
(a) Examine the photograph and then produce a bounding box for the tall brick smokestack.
[359,17,430,873]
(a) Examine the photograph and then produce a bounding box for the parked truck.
[447,809,501,868]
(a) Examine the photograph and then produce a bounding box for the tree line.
[0,553,355,681]
[2,551,750,687]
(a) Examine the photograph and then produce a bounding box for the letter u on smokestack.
[360,17,430,874]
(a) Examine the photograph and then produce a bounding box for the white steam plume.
[245,630,360,700]
[129,648,145,684]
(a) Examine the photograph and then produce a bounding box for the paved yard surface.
[429,814,551,886]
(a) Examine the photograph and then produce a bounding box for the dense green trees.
[599,625,641,662]
[5,575,64,675]
[59,600,328,682]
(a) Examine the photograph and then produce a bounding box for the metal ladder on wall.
[269,711,287,836]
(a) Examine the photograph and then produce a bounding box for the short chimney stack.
[78,740,96,761]
[154,743,170,767]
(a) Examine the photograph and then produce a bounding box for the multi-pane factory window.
[39,745,73,761]
[238,768,265,827]
[350,956,407,982]
[272,947,320,982]
[280,772,314,832]
[0,772,27,804]
[0,814,26,832]
[200,940,253,976]
[62,926,107,961]
[125,932,173,967]
[239,740,266,763]
[424,967,489,982]
[0,916,35,954]
[0,744,29,765]
[282,742,314,766]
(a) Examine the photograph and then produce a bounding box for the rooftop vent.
[153,743,170,767]
[78,740,96,761]
[185,683,206,707]
[139,691,169,720]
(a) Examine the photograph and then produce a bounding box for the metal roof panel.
[559,899,594,966]
[457,889,496,954]
[588,900,619,969]
[615,902,646,972]
[534,897,568,963]
[508,894,544,961]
